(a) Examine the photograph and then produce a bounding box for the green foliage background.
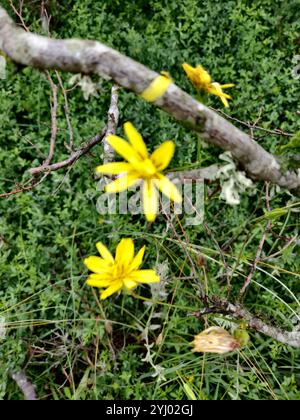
[0,0,299,400]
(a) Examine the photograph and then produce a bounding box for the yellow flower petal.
[143,180,158,222]
[220,96,229,108]
[105,173,140,193]
[140,74,172,102]
[130,158,157,177]
[154,174,182,203]
[183,63,233,107]
[96,162,133,175]
[100,280,123,300]
[86,274,112,288]
[221,83,235,89]
[107,134,142,164]
[209,82,232,107]
[84,256,111,274]
[209,83,232,99]
[130,245,146,271]
[129,269,160,284]
[124,122,148,160]
[150,141,175,171]
[123,278,138,290]
[182,62,197,80]
[182,63,212,89]
[96,242,114,263]
[115,238,135,268]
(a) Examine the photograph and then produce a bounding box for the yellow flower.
[140,71,172,102]
[96,122,182,222]
[84,238,160,300]
[191,326,240,354]
[182,63,234,107]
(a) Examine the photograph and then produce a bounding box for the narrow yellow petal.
[84,256,111,274]
[151,141,175,171]
[115,238,135,268]
[130,158,157,177]
[182,63,212,88]
[182,62,196,78]
[221,83,235,89]
[195,65,212,85]
[129,269,160,284]
[124,122,148,159]
[209,83,232,104]
[86,274,112,288]
[100,280,123,300]
[96,162,133,175]
[143,180,158,222]
[220,96,229,108]
[96,242,114,263]
[154,174,182,203]
[130,245,146,271]
[123,278,138,290]
[140,74,172,102]
[107,134,142,164]
[105,173,140,193]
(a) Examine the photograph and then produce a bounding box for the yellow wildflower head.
[182,62,234,108]
[191,326,240,354]
[84,238,160,300]
[96,122,182,222]
[182,63,212,90]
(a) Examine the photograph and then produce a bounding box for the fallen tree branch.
[168,165,219,181]
[193,296,300,348]
[0,6,299,193]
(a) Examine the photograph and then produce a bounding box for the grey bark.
[0,6,299,193]
[216,298,300,348]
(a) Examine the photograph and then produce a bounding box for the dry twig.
[238,182,271,300]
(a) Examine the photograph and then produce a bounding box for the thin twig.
[260,234,298,261]
[211,107,294,137]
[0,173,48,198]
[44,71,58,165]
[238,183,271,300]
[249,108,263,139]
[29,127,107,174]
[8,0,28,30]
[168,165,219,181]
[160,204,203,297]
[204,222,231,292]
[103,84,119,164]
[55,71,74,151]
